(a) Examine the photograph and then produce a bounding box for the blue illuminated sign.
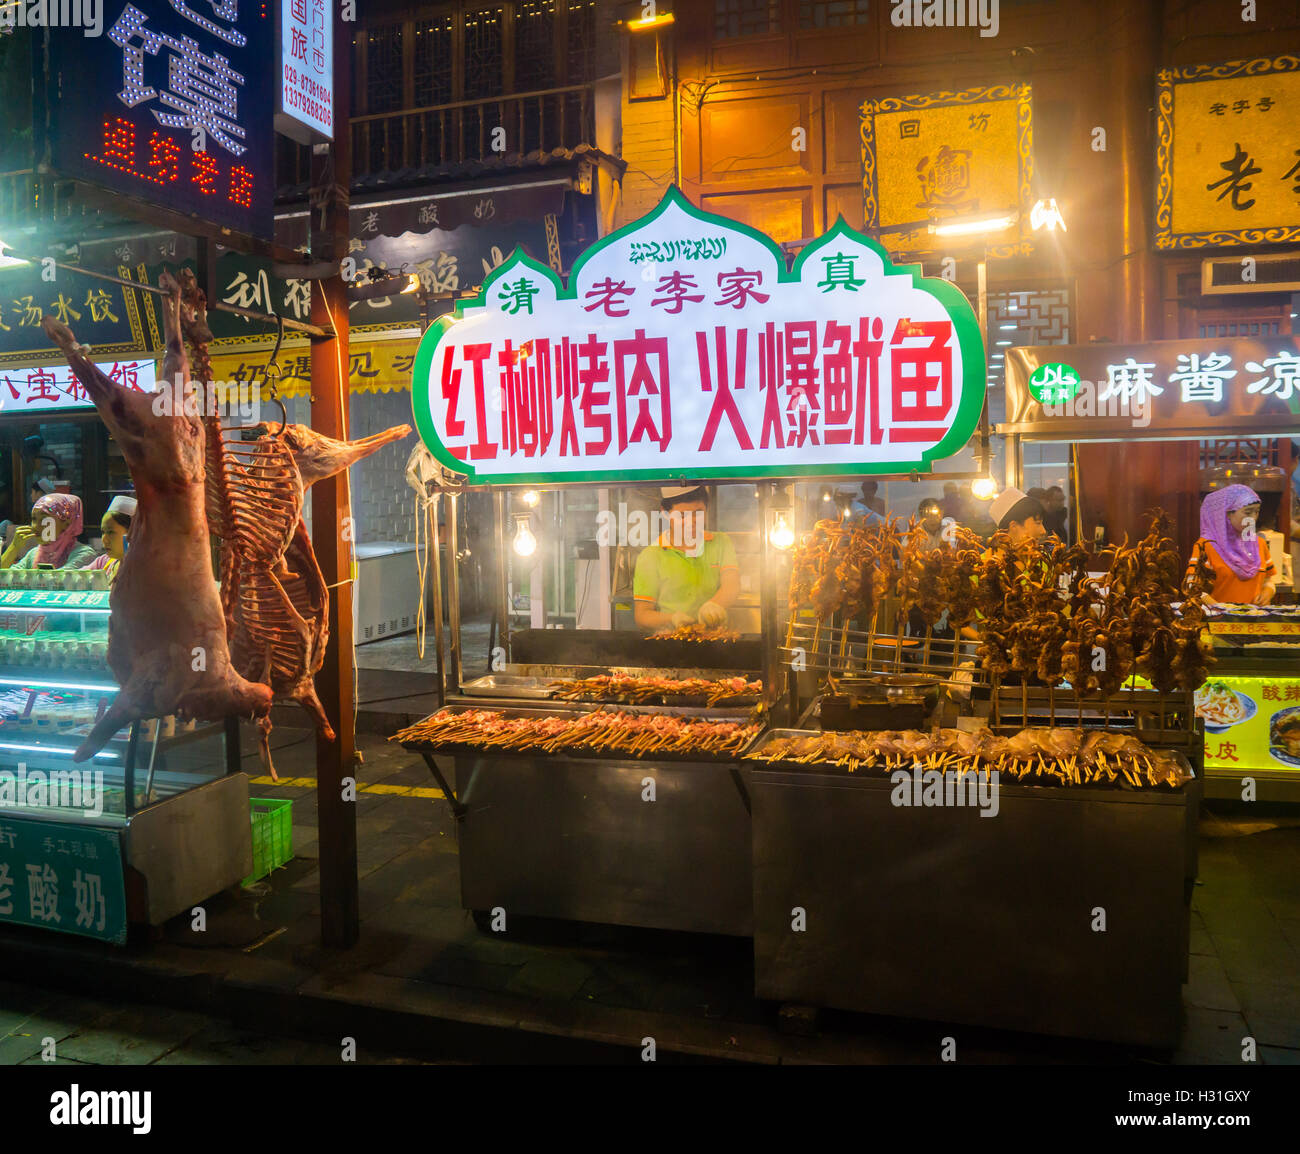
[42,1,275,243]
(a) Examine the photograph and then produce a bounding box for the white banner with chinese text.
[0,360,157,415]
[411,188,985,485]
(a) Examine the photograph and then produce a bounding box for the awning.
[276,176,571,250]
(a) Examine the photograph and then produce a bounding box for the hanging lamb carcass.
[43,271,410,773]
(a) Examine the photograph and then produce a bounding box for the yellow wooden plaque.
[861,84,1033,259]
[1156,55,1300,248]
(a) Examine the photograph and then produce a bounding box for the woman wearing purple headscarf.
[0,492,96,570]
[1187,484,1277,606]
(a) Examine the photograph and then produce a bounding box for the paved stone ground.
[4,723,1300,1065]
[0,980,453,1065]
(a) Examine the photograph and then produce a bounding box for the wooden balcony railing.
[278,82,597,188]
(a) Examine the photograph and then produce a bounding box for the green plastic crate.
[242,798,293,886]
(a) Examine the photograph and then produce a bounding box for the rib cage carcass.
[175,271,410,777]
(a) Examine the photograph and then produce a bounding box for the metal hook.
[270,393,288,437]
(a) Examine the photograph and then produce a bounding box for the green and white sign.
[412,187,986,485]
[0,816,126,944]
[1027,362,1081,405]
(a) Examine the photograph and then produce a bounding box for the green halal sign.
[411,186,986,485]
[1028,362,1081,405]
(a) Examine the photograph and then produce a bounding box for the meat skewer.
[745,726,1189,788]
[394,708,759,759]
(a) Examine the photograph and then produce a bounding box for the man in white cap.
[988,486,1047,545]
[633,485,739,630]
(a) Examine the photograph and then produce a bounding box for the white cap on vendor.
[990,486,1045,531]
[34,477,56,494]
[106,495,138,518]
[661,485,702,500]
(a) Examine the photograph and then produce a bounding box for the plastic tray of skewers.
[392,706,764,763]
[743,727,1194,791]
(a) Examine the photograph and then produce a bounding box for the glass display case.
[0,572,229,824]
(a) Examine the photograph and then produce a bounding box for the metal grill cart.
[1003,337,1300,801]
[399,187,987,938]
[0,579,250,945]
[748,520,1201,1047]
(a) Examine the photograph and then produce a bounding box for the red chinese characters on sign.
[433,317,955,463]
[0,363,145,410]
[499,340,554,458]
[890,319,954,441]
[85,117,253,207]
[613,330,672,453]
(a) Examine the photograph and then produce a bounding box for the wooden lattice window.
[413,15,454,107]
[798,0,870,27]
[715,0,780,40]
[515,0,557,92]
[463,6,505,100]
[364,22,404,114]
[566,0,597,85]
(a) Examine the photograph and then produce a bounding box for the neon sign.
[42,2,274,243]
[85,117,255,208]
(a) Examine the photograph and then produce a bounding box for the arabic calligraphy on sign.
[412,188,986,484]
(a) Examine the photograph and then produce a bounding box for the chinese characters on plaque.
[1157,55,1300,247]
[861,84,1033,258]
[413,189,985,483]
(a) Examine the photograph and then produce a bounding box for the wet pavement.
[2,725,1299,1065]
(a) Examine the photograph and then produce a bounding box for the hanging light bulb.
[512,516,537,558]
[521,489,540,507]
[971,476,999,500]
[768,510,795,551]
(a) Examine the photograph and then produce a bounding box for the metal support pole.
[494,491,511,663]
[758,482,786,724]
[311,6,358,949]
[976,253,992,474]
[445,492,463,695]
[429,492,446,708]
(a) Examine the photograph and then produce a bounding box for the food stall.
[399,187,1200,1046]
[1004,338,1300,802]
[0,560,249,945]
[0,343,249,948]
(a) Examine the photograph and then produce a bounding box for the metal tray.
[461,674,556,700]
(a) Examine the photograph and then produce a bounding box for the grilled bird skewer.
[746,726,1189,789]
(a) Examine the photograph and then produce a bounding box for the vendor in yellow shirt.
[633,485,740,630]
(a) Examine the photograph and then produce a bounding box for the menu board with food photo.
[1198,676,1300,770]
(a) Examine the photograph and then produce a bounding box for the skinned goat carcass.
[172,270,410,777]
[41,275,274,761]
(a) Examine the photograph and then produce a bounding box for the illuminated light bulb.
[971,476,999,501]
[513,519,537,558]
[769,511,795,551]
[521,489,540,507]
[820,486,832,502]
